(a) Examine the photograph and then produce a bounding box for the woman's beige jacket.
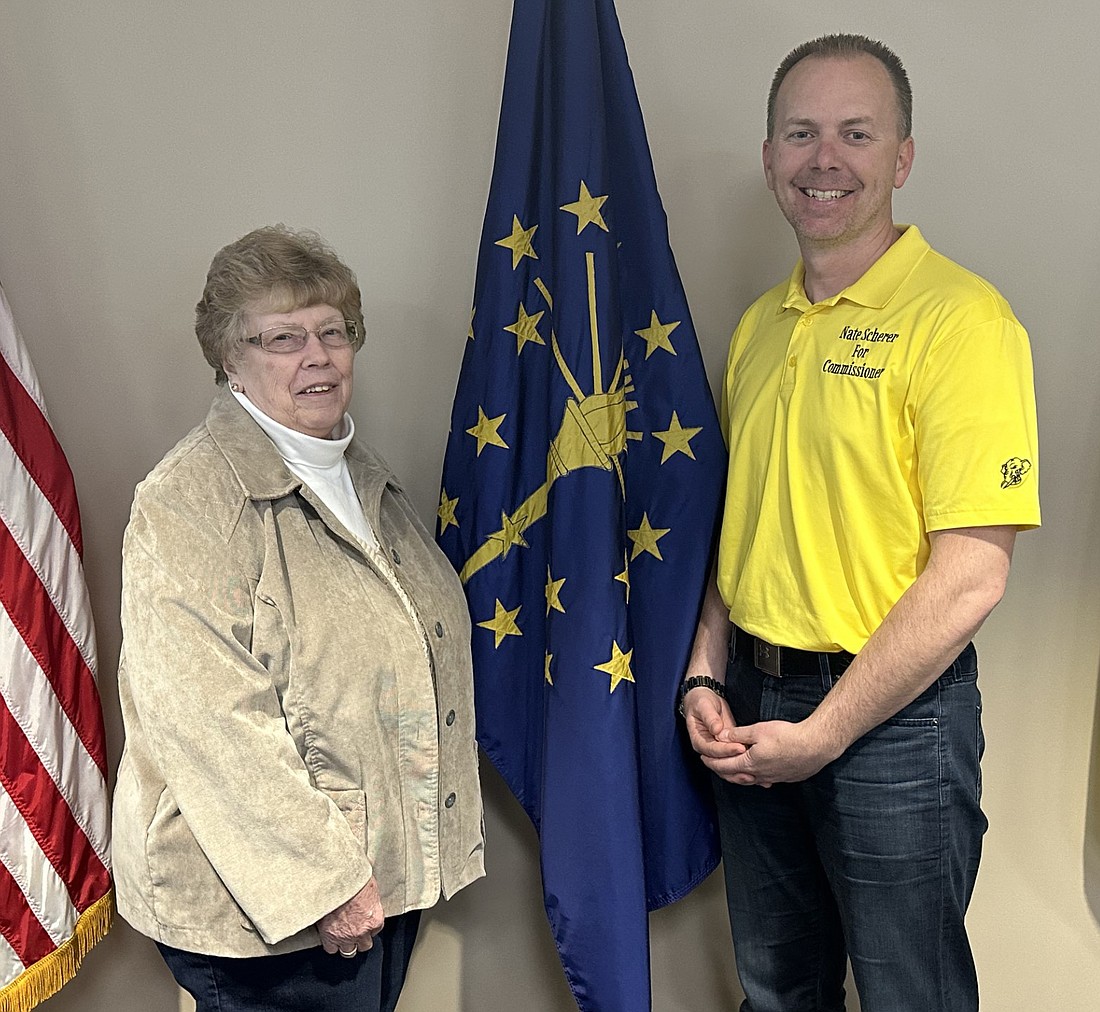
[112,389,484,956]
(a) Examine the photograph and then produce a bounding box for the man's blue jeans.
[713,641,986,1012]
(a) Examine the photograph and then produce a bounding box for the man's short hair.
[767,34,912,141]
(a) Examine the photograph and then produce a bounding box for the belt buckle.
[754,638,781,677]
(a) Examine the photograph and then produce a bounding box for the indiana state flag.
[438,1,725,1007]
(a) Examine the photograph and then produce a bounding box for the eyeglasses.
[246,319,359,353]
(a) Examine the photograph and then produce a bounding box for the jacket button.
[435,621,444,637]
[446,710,456,726]
[391,548,401,565]
[445,792,456,808]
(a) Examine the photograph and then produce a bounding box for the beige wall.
[1,1,1096,1009]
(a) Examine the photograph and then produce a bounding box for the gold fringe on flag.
[0,889,115,1012]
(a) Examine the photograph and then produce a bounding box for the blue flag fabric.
[437,1,725,1007]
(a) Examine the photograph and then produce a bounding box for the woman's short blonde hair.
[195,225,366,384]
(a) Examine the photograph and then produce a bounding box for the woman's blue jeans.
[713,642,986,1012]
[156,910,420,1012]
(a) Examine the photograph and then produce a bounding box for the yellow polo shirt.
[717,225,1040,654]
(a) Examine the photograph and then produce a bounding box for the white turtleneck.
[230,388,380,553]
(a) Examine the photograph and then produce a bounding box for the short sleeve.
[914,315,1040,531]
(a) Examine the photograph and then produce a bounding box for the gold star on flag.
[477,599,522,648]
[466,407,509,456]
[545,567,566,615]
[653,411,703,463]
[628,512,670,561]
[491,511,529,559]
[560,180,609,234]
[545,651,554,685]
[503,302,546,356]
[614,552,630,602]
[594,641,635,693]
[634,311,680,359]
[495,214,539,269]
[438,488,460,532]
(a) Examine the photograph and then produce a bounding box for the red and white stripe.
[0,284,111,1005]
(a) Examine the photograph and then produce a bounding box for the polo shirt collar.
[780,224,929,313]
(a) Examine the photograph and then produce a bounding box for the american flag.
[0,285,112,1012]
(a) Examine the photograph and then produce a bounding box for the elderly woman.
[112,225,484,1012]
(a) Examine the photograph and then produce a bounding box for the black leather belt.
[733,626,853,679]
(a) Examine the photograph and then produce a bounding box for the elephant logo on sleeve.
[1000,457,1032,489]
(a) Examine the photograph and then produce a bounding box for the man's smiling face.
[763,53,914,253]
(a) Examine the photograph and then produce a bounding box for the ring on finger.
[338,947,357,958]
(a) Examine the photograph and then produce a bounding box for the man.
[680,34,1039,1012]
